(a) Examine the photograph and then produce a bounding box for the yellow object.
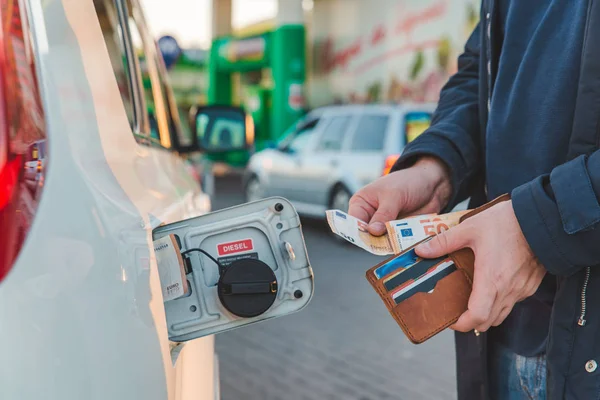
[233,19,275,37]
[406,120,430,143]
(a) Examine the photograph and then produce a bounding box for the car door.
[265,117,321,201]
[296,112,358,206]
[344,111,392,189]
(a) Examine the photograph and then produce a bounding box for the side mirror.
[191,105,254,153]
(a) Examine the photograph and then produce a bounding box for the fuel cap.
[218,259,278,318]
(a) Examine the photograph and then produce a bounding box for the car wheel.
[330,185,351,213]
[245,176,263,203]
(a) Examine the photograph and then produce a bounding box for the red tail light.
[0,155,19,210]
[382,154,400,176]
[0,0,48,282]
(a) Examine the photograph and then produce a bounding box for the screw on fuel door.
[218,259,278,318]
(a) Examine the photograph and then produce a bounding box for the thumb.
[368,200,401,236]
[415,225,469,258]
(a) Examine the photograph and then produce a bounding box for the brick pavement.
[213,177,457,400]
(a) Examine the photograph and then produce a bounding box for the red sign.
[217,239,254,256]
[288,83,305,110]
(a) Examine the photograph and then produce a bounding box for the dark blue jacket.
[394,1,600,398]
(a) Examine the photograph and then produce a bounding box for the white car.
[244,104,436,217]
[0,0,247,399]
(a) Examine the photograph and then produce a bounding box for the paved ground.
[213,176,457,400]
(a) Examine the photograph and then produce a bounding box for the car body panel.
[0,1,215,399]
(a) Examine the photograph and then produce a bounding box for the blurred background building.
[145,0,478,105]
[143,0,478,167]
[309,0,479,106]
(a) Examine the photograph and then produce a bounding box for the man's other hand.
[415,200,546,332]
[348,156,452,236]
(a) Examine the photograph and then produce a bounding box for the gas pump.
[244,84,272,146]
[207,25,306,168]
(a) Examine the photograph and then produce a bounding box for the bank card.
[383,255,448,292]
[391,259,456,304]
[374,248,420,279]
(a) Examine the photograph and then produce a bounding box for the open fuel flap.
[152,197,314,342]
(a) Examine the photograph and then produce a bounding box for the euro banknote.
[326,209,469,255]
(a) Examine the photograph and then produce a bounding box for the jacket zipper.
[578,267,591,326]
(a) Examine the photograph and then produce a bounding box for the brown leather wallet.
[365,194,511,344]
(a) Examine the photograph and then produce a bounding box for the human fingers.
[415,224,470,258]
[367,198,403,236]
[348,193,376,223]
[452,259,497,332]
[491,304,514,327]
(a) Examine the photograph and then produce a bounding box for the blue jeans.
[489,342,547,400]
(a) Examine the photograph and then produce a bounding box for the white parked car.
[244,104,436,217]
[0,0,248,399]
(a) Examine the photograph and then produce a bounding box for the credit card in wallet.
[374,248,420,279]
[391,260,457,304]
[383,255,448,291]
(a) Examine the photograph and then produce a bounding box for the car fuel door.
[152,197,314,341]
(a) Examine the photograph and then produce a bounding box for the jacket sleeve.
[512,152,600,276]
[391,23,482,212]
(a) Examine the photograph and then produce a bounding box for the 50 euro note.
[326,209,469,255]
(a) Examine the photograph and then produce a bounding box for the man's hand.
[415,200,546,332]
[348,156,452,236]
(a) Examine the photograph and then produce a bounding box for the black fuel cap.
[217,259,278,318]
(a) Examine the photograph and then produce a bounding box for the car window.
[198,115,246,149]
[127,12,176,148]
[95,0,182,149]
[279,116,311,144]
[350,114,389,151]
[315,116,351,151]
[287,124,318,153]
[279,118,319,150]
[95,0,136,127]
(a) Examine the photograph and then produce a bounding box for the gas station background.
[309,0,478,105]
[155,0,479,164]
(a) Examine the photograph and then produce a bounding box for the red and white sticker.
[217,238,254,256]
